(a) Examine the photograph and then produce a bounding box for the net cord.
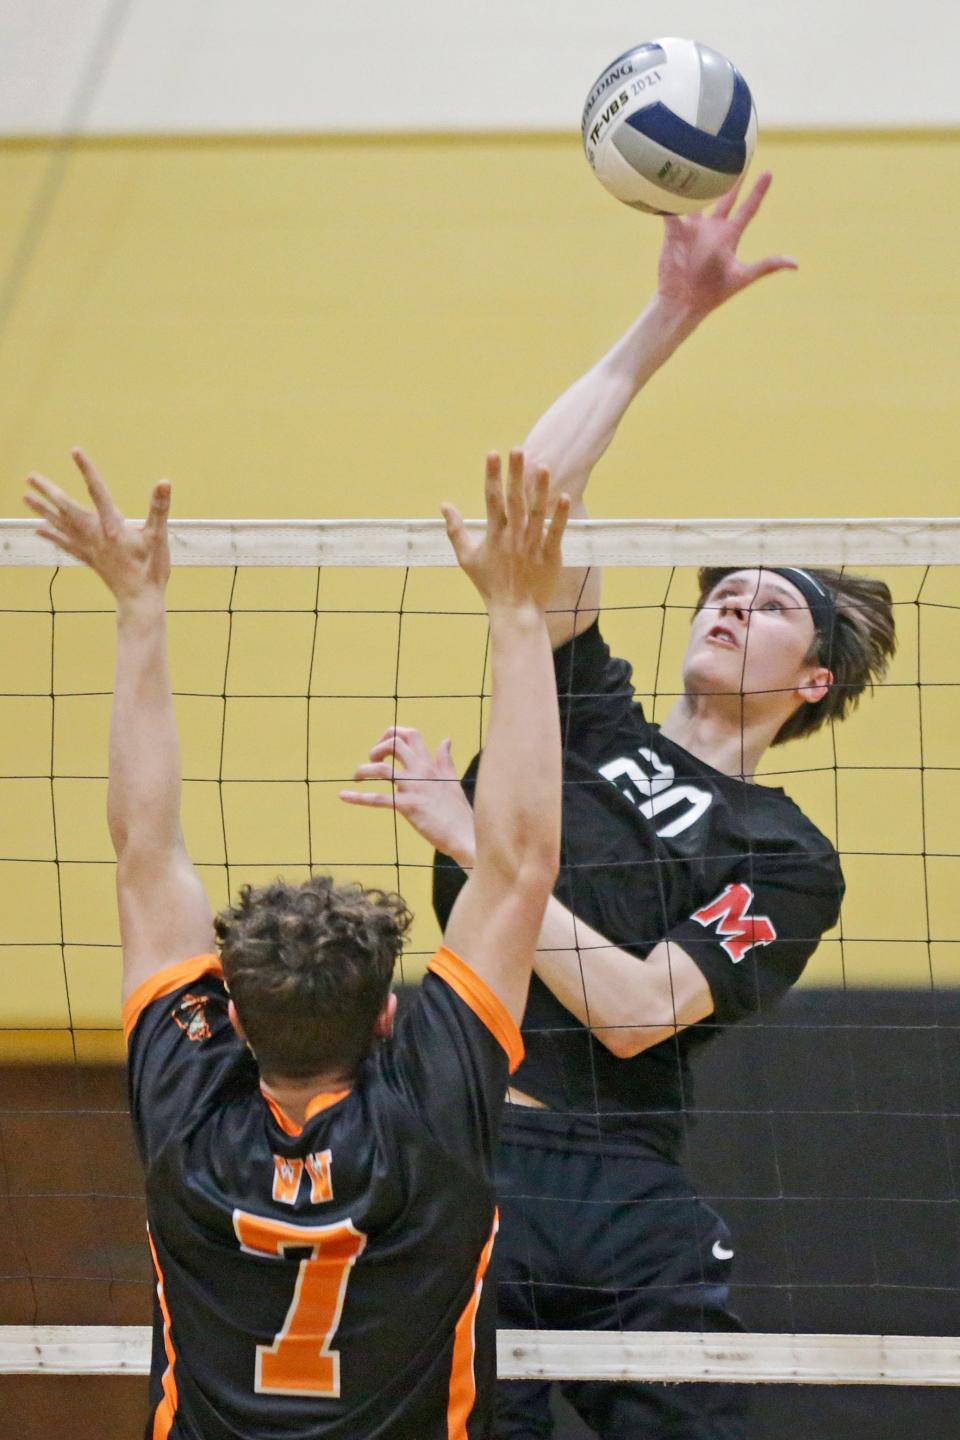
[2,1326,959,1385]
[3,517,960,568]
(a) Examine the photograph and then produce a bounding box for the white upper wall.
[3,0,957,135]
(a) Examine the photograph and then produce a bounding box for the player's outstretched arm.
[24,451,214,1004]
[524,171,796,646]
[342,730,712,1054]
[438,451,568,1024]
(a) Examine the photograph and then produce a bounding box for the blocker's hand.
[340,727,477,869]
[442,450,569,613]
[24,449,171,606]
[656,171,797,319]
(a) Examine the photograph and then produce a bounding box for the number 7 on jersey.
[234,1209,367,1397]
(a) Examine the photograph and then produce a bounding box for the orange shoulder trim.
[123,954,224,1048]
[428,947,524,1075]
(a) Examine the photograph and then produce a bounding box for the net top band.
[2,517,960,567]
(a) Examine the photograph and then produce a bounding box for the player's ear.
[798,666,832,706]
[227,998,247,1041]
[374,991,397,1040]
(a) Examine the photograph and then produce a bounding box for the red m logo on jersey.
[691,883,777,963]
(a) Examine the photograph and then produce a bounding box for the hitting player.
[25,447,568,1440]
[342,176,897,1439]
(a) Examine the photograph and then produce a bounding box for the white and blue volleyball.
[582,38,757,215]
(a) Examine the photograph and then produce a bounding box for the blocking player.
[25,446,568,1440]
[341,176,897,1439]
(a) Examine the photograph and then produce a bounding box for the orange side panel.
[446,1214,498,1439]
[146,1228,179,1440]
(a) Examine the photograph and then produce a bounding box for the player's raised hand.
[442,449,569,613]
[24,449,171,606]
[656,170,797,319]
[340,726,477,868]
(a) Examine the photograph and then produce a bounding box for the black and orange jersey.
[125,945,522,1440]
[434,621,844,1160]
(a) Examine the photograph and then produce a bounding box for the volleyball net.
[1,514,959,1386]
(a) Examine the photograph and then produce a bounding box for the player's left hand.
[340,727,477,870]
[25,449,171,607]
[656,170,797,319]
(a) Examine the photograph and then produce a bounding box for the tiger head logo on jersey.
[172,993,213,1042]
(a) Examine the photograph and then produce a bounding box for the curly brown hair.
[215,874,412,1082]
[696,567,897,746]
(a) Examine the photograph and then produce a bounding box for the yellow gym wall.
[1,132,959,1058]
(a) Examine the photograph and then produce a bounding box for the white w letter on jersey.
[599,748,712,838]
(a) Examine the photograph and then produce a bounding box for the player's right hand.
[24,449,171,607]
[656,170,797,320]
[442,449,569,614]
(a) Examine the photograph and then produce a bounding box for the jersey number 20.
[234,1209,367,1397]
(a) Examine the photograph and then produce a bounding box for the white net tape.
[3,516,960,569]
[3,1326,960,1384]
[1,1324,960,1382]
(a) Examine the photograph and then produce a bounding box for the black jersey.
[433,622,843,1161]
[125,945,522,1440]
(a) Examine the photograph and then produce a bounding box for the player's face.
[684,569,825,709]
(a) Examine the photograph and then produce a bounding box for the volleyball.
[582,38,757,215]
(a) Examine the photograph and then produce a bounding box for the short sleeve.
[666,850,844,1025]
[553,621,639,745]
[125,956,242,1167]
[381,946,523,1173]
[433,622,640,933]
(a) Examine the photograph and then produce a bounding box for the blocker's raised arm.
[25,451,214,1003]
[431,451,568,1024]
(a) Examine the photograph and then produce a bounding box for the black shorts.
[494,1107,748,1440]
